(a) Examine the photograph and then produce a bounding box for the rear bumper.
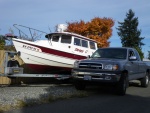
[72,69,122,83]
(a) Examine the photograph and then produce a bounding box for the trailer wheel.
[140,72,149,88]
[117,73,128,96]
[74,81,86,90]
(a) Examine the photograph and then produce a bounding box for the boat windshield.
[51,35,72,44]
[91,48,127,59]
[61,35,72,44]
[52,36,60,42]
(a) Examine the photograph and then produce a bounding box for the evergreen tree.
[117,9,145,59]
[148,51,150,60]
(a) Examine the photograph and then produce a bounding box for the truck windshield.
[91,48,127,59]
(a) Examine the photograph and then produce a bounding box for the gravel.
[0,84,78,108]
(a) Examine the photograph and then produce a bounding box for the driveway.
[3,83,150,113]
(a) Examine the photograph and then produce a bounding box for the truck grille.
[79,63,103,69]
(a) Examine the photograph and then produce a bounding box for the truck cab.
[72,47,150,95]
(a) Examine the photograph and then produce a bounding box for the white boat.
[11,24,98,74]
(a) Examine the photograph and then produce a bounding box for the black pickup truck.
[72,47,150,95]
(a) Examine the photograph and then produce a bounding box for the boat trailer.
[0,51,72,80]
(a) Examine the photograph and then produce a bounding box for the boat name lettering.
[23,45,41,52]
[75,48,84,53]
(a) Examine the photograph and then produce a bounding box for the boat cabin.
[45,32,98,57]
[12,24,97,59]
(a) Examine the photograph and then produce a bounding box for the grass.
[0,104,14,113]
[0,90,88,112]
[47,91,88,102]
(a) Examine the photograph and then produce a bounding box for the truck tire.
[140,72,149,88]
[74,81,86,90]
[117,74,128,96]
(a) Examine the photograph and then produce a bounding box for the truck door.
[126,49,139,80]
[134,49,146,77]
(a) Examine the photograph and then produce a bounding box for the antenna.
[48,26,51,33]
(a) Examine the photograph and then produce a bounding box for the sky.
[0,0,150,58]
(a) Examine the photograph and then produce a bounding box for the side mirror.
[129,56,137,61]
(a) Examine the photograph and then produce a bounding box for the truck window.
[134,49,141,61]
[128,50,135,57]
[91,48,127,59]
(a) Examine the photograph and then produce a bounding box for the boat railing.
[13,24,48,41]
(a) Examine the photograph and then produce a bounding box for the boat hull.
[12,38,86,73]
[25,64,72,74]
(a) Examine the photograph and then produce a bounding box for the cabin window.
[61,35,72,44]
[52,36,59,42]
[74,38,81,46]
[81,40,88,48]
[90,41,96,49]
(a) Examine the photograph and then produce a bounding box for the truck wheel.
[140,72,149,88]
[74,81,86,90]
[117,74,128,96]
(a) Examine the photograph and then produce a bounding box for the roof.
[45,32,97,42]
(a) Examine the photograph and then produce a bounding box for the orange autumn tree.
[66,17,114,48]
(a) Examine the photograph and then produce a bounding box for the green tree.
[148,51,150,60]
[117,9,145,59]
[0,35,5,50]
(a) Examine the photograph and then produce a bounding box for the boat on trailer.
[11,24,98,74]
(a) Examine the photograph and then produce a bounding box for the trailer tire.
[140,72,149,88]
[74,81,86,90]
